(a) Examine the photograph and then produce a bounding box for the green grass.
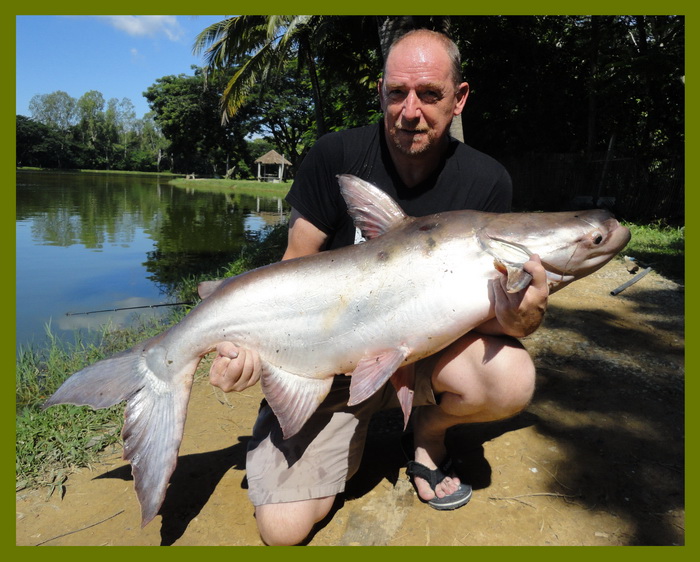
[622,221,684,283]
[15,318,173,495]
[169,177,292,198]
[17,166,181,177]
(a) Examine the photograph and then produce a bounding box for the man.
[209,29,548,545]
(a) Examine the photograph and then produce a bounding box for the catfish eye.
[593,233,604,244]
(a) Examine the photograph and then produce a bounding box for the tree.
[76,90,105,147]
[115,98,137,166]
[144,68,251,175]
[16,115,66,167]
[28,90,77,131]
[132,112,170,172]
[236,61,315,168]
[194,15,330,138]
[28,91,80,167]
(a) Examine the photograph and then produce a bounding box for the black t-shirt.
[286,123,512,250]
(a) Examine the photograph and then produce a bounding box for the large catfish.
[44,174,631,526]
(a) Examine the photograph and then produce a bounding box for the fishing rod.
[65,301,194,316]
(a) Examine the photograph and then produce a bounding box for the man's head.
[379,29,469,159]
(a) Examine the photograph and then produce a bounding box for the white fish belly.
[187,237,496,378]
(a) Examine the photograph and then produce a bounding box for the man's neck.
[387,136,449,188]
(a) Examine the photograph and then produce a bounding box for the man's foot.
[406,458,472,510]
[401,428,472,511]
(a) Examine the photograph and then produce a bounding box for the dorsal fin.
[337,175,407,240]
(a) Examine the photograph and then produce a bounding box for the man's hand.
[209,342,262,392]
[478,255,549,338]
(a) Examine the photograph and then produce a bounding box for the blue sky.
[16,15,228,120]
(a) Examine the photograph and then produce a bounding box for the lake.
[15,171,289,351]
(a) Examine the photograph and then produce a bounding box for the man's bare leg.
[255,496,336,545]
[411,333,536,502]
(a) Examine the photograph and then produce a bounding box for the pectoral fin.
[347,347,410,407]
[261,363,334,439]
[494,259,533,293]
[479,233,534,293]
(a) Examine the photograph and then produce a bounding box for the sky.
[16,15,228,120]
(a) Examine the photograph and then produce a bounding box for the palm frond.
[192,15,328,130]
[220,40,278,124]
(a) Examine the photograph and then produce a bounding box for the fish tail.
[43,334,197,527]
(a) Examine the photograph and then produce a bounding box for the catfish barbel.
[44,174,631,527]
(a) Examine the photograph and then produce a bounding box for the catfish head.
[478,210,631,293]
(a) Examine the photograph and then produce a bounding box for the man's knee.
[481,336,535,418]
[496,353,536,418]
[255,496,335,545]
[432,333,536,421]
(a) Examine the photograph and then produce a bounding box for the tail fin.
[43,336,196,527]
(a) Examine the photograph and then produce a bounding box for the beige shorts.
[246,358,438,506]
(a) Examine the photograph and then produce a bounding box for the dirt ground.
[16,259,685,546]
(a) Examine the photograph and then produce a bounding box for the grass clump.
[169,177,291,198]
[622,220,684,282]
[16,318,170,494]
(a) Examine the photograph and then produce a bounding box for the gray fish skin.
[43,174,630,527]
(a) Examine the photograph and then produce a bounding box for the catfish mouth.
[546,220,631,283]
[541,262,575,284]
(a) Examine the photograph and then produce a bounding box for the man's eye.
[421,91,440,103]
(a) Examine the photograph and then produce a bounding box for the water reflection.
[16,171,289,350]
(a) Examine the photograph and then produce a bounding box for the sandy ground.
[16,260,684,546]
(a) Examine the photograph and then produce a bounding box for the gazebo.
[254,150,292,182]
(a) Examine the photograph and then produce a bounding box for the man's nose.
[402,91,421,120]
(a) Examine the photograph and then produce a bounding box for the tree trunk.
[300,34,327,139]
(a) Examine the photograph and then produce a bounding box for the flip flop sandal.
[406,458,473,511]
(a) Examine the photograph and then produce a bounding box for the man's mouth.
[398,128,428,136]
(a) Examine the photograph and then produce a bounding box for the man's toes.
[414,477,437,501]
[436,475,461,498]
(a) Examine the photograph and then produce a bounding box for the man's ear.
[454,81,470,115]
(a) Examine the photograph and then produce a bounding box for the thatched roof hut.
[254,150,292,182]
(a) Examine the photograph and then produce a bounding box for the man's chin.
[390,135,432,157]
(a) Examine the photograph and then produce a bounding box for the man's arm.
[209,210,328,392]
[281,209,329,260]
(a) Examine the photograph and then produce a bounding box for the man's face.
[380,37,468,158]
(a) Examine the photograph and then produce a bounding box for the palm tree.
[193,15,328,137]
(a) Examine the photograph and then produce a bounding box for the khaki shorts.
[246,358,439,506]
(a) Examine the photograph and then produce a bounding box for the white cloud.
[102,16,184,41]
